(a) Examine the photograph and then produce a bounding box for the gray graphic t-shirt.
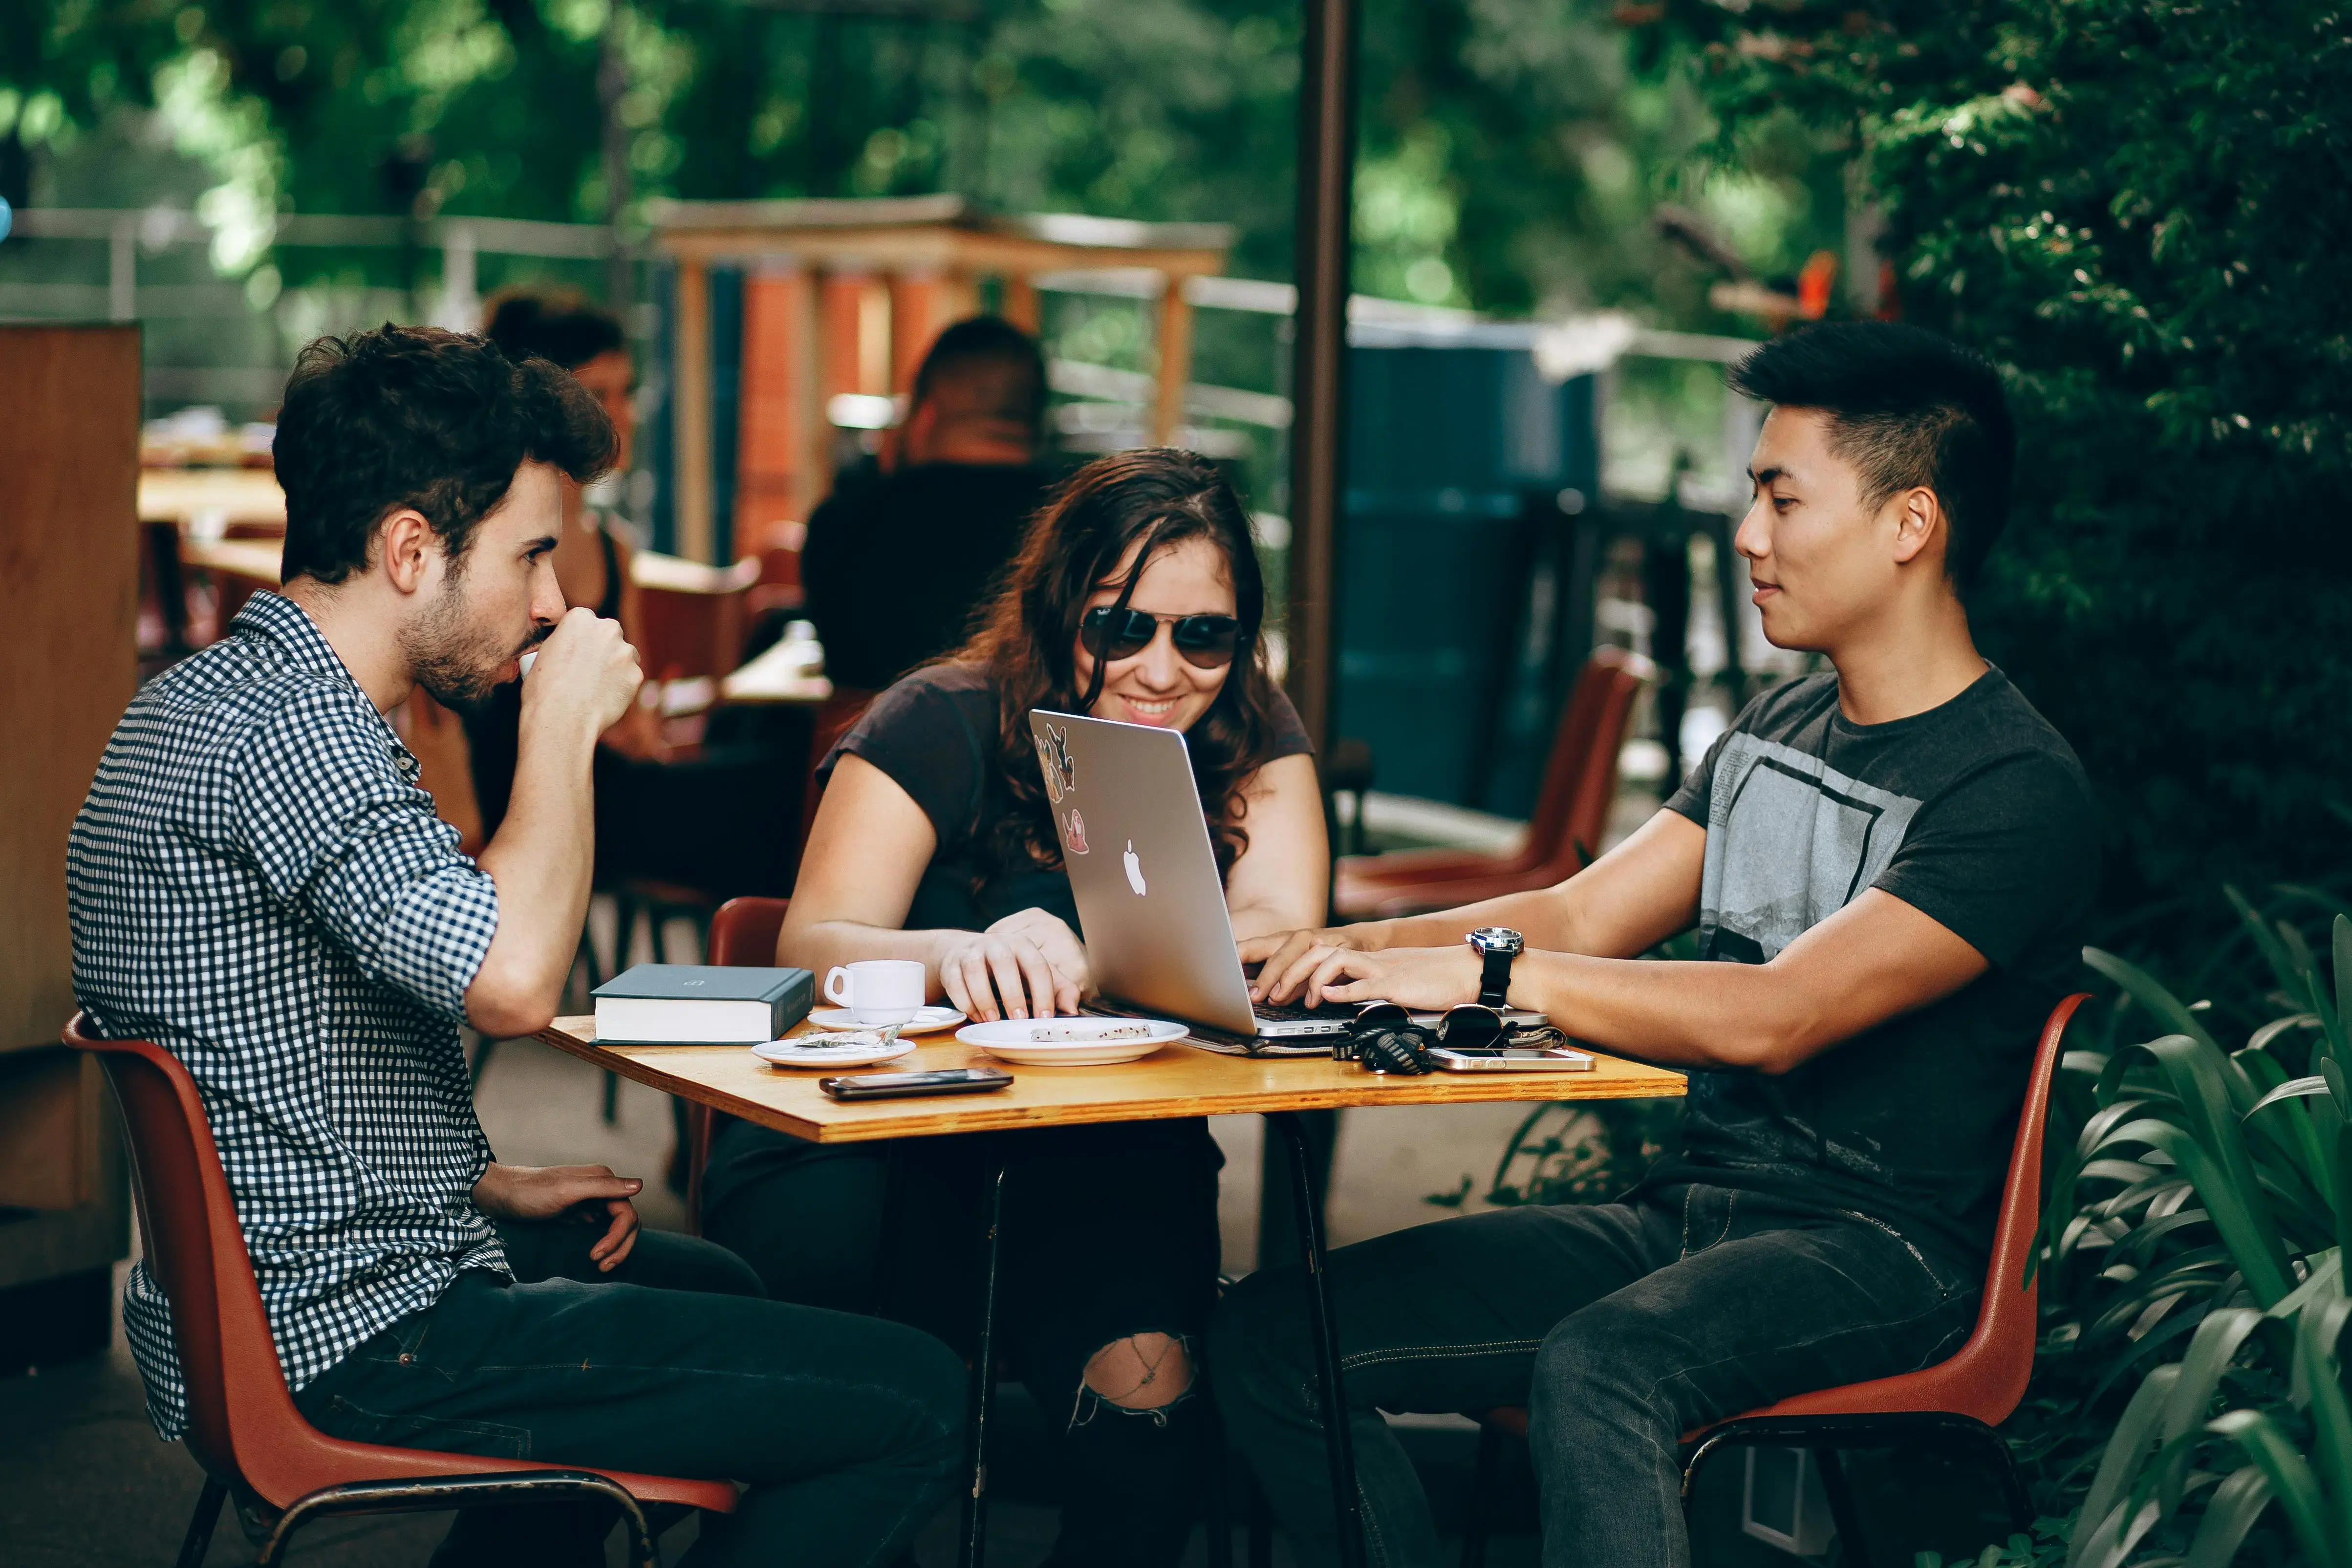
[1653,666,2097,1268]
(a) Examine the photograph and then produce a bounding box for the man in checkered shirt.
[70,324,963,1567]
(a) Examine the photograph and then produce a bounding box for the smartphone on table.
[1426,1046,1595,1074]
[820,1067,1015,1101]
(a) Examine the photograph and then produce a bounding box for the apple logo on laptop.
[1123,840,1146,897]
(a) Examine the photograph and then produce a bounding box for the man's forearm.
[1357,885,1585,953]
[1512,950,1814,1074]
[469,716,599,1032]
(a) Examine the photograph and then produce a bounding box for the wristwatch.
[1466,927,1525,1009]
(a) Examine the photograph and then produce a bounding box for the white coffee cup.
[823,960,926,1026]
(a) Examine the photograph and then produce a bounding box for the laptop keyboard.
[1252,998,1361,1024]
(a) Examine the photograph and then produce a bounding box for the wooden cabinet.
[0,324,140,1365]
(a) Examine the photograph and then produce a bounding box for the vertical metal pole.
[959,1152,1009,1568]
[109,216,135,322]
[1283,0,1361,755]
[599,8,635,317]
[1272,1111,1365,1568]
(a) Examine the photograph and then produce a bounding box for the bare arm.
[1285,887,1987,1076]
[1248,808,1705,1002]
[781,754,1084,1020]
[467,608,641,1036]
[1221,754,1330,942]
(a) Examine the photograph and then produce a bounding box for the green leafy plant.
[2034,902,2352,1567]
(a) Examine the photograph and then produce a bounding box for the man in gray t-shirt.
[1220,322,2096,1568]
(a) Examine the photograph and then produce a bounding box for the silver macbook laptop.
[1026,709,1542,1056]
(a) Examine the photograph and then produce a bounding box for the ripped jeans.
[1210,1184,1980,1568]
[701,1115,1225,1568]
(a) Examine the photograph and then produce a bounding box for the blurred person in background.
[801,315,1056,694]
[462,290,661,835]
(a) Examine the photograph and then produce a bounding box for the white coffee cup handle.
[824,967,852,1007]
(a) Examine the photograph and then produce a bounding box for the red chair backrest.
[65,1016,462,1501]
[1520,647,1652,875]
[1750,990,2090,1428]
[709,897,792,969]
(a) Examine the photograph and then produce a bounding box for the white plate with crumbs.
[753,1032,917,1070]
[955,1018,1188,1066]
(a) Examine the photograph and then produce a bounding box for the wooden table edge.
[531,1022,1685,1145]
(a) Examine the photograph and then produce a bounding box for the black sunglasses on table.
[1079,606,1241,669]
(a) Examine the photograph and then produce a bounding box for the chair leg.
[1245,1473,1273,1568]
[174,1477,227,1568]
[1458,1421,1503,1568]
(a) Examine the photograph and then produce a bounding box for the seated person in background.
[462,289,658,838]
[1215,322,2099,1568]
[801,314,1056,693]
[68,325,962,1568]
[701,448,1328,1568]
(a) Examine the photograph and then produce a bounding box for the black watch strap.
[1477,947,1513,1009]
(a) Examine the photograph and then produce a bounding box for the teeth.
[1130,699,1173,714]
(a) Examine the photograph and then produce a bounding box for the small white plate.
[807,1005,967,1034]
[956,1018,1189,1066]
[753,1032,918,1070]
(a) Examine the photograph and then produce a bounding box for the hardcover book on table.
[591,964,815,1044]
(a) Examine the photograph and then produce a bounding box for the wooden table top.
[533,1015,1685,1144]
[718,637,833,706]
[140,467,286,527]
[181,537,285,584]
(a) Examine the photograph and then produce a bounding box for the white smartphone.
[1427,1046,1596,1074]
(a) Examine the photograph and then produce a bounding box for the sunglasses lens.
[1081,607,1157,660]
[1439,1006,1506,1051]
[1354,1001,1408,1028]
[1172,616,1240,669]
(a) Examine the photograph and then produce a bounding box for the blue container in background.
[1338,324,1598,814]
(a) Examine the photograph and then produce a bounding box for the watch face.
[1468,926,1525,956]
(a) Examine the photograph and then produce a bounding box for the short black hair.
[274,324,616,586]
[481,290,626,372]
[910,315,1046,438]
[1727,322,2015,590]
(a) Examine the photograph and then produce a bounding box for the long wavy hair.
[954,447,1287,881]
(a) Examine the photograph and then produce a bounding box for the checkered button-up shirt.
[68,592,508,1439]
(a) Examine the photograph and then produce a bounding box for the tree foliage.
[1662,0,2352,952]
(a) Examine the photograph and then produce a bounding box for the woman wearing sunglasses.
[700,448,1327,1567]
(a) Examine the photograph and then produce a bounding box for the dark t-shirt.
[822,662,1315,935]
[801,462,1056,692]
[1650,666,2097,1269]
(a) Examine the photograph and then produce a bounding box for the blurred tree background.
[0,1,1844,319]
[1656,0,2352,970]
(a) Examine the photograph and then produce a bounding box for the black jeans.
[701,1116,1225,1568]
[1210,1184,1979,1568]
[294,1218,966,1568]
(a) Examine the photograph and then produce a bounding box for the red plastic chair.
[65,1014,737,1568]
[678,897,796,1234]
[1333,648,1654,920]
[1456,992,2090,1567]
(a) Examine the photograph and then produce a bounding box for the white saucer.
[956,1018,1188,1066]
[807,1005,966,1034]
[753,1032,918,1070]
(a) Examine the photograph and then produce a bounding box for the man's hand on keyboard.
[1242,925,1363,1004]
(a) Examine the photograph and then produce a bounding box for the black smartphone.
[819,1067,1015,1101]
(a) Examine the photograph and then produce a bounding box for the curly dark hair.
[956,448,1288,881]
[274,323,615,586]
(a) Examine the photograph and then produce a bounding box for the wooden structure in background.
[647,195,1232,563]
[0,324,139,1361]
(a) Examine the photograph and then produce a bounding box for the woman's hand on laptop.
[936,909,1089,1021]
[1255,939,1480,1012]
[1242,926,1362,1005]
[472,1161,644,1271]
